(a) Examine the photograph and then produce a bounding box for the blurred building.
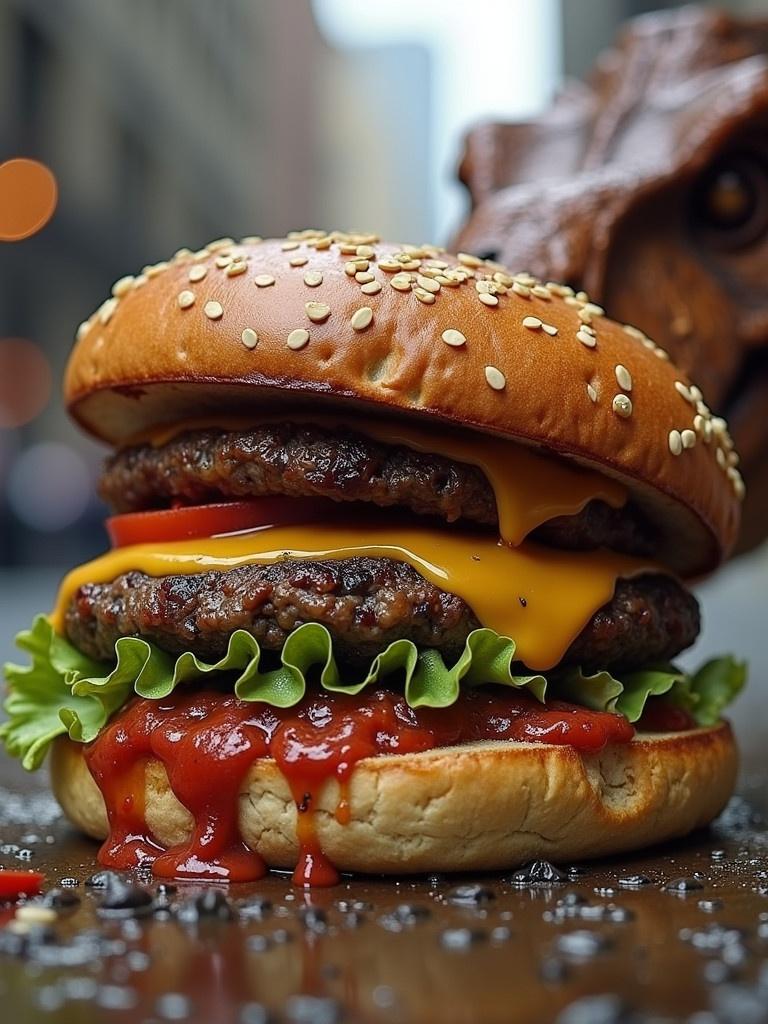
[0,0,325,565]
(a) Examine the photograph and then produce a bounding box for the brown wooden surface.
[0,754,766,1024]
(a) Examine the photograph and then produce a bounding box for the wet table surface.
[0,758,766,1024]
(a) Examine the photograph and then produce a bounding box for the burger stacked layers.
[2,231,747,886]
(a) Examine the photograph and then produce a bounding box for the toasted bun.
[51,724,736,874]
[65,232,742,574]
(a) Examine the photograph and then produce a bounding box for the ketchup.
[84,686,635,887]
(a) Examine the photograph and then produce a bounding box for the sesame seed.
[338,244,358,255]
[147,261,170,278]
[577,307,593,324]
[654,347,670,361]
[689,384,703,403]
[112,275,135,297]
[314,236,332,250]
[192,249,210,262]
[133,275,148,288]
[281,241,300,251]
[356,245,375,259]
[458,252,483,268]
[241,328,259,349]
[674,381,693,403]
[416,275,441,294]
[240,235,262,245]
[226,261,247,277]
[188,265,208,283]
[522,316,542,330]
[360,281,382,295]
[305,301,331,323]
[378,258,402,272]
[623,324,644,340]
[99,298,118,325]
[215,255,232,268]
[173,247,192,261]
[303,271,323,287]
[204,300,223,320]
[485,365,506,390]
[290,256,308,267]
[76,321,90,341]
[390,275,412,292]
[355,271,375,284]
[587,383,598,403]
[541,323,558,336]
[612,394,632,418]
[478,293,498,307]
[351,307,374,331]
[615,364,632,391]
[511,282,531,297]
[414,288,436,305]
[344,262,358,277]
[668,430,683,456]
[442,329,466,348]
[727,450,740,467]
[716,447,727,468]
[207,238,234,251]
[732,473,746,499]
[287,328,309,350]
[531,285,552,299]
[177,290,195,309]
[254,274,275,287]
[681,429,696,449]
[577,329,597,348]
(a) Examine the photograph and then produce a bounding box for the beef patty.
[100,424,655,556]
[65,559,699,673]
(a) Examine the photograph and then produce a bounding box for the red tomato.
[0,870,44,900]
[107,497,340,548]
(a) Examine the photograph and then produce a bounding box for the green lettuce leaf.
[1,616,544,770]
[555,657,747,726]
[685,656,747,727]
[1,617,747,772]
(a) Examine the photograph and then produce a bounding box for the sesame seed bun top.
[65,230,743,576]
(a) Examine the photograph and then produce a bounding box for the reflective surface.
[0,756,766,1024]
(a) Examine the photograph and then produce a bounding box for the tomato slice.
[0,870,44,901]
[107,497,341,548]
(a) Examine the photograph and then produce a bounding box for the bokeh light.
[7,442,91,532]
[0,158,58,241]
[0,338,52,428]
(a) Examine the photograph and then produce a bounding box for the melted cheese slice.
[51,524,657,672]
[139,415,627,547]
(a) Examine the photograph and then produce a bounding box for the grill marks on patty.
[65,559,699,673]
[99,424,655,556]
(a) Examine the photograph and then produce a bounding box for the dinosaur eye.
[692,154,768,247]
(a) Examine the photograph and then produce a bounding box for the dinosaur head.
[454,7,768,553]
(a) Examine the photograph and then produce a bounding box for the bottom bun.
[51,725,737,874]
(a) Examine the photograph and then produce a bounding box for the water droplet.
[445,884,496,907]
[509,860,566,888]
[439,927,487,951]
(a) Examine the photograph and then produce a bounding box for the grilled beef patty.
[65,559,698,672]
[99,424,655,556]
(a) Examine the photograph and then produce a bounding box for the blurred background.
[0,0,765,756]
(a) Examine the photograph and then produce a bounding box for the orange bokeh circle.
[0,338,52,427]
[0,158,58,241]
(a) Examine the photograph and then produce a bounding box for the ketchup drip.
[84,686,635,887]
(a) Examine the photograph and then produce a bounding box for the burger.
[1,231,747,886]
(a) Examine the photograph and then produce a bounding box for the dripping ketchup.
[84,686,635,887]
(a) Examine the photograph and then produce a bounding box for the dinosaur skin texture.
[454,6,768,553]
